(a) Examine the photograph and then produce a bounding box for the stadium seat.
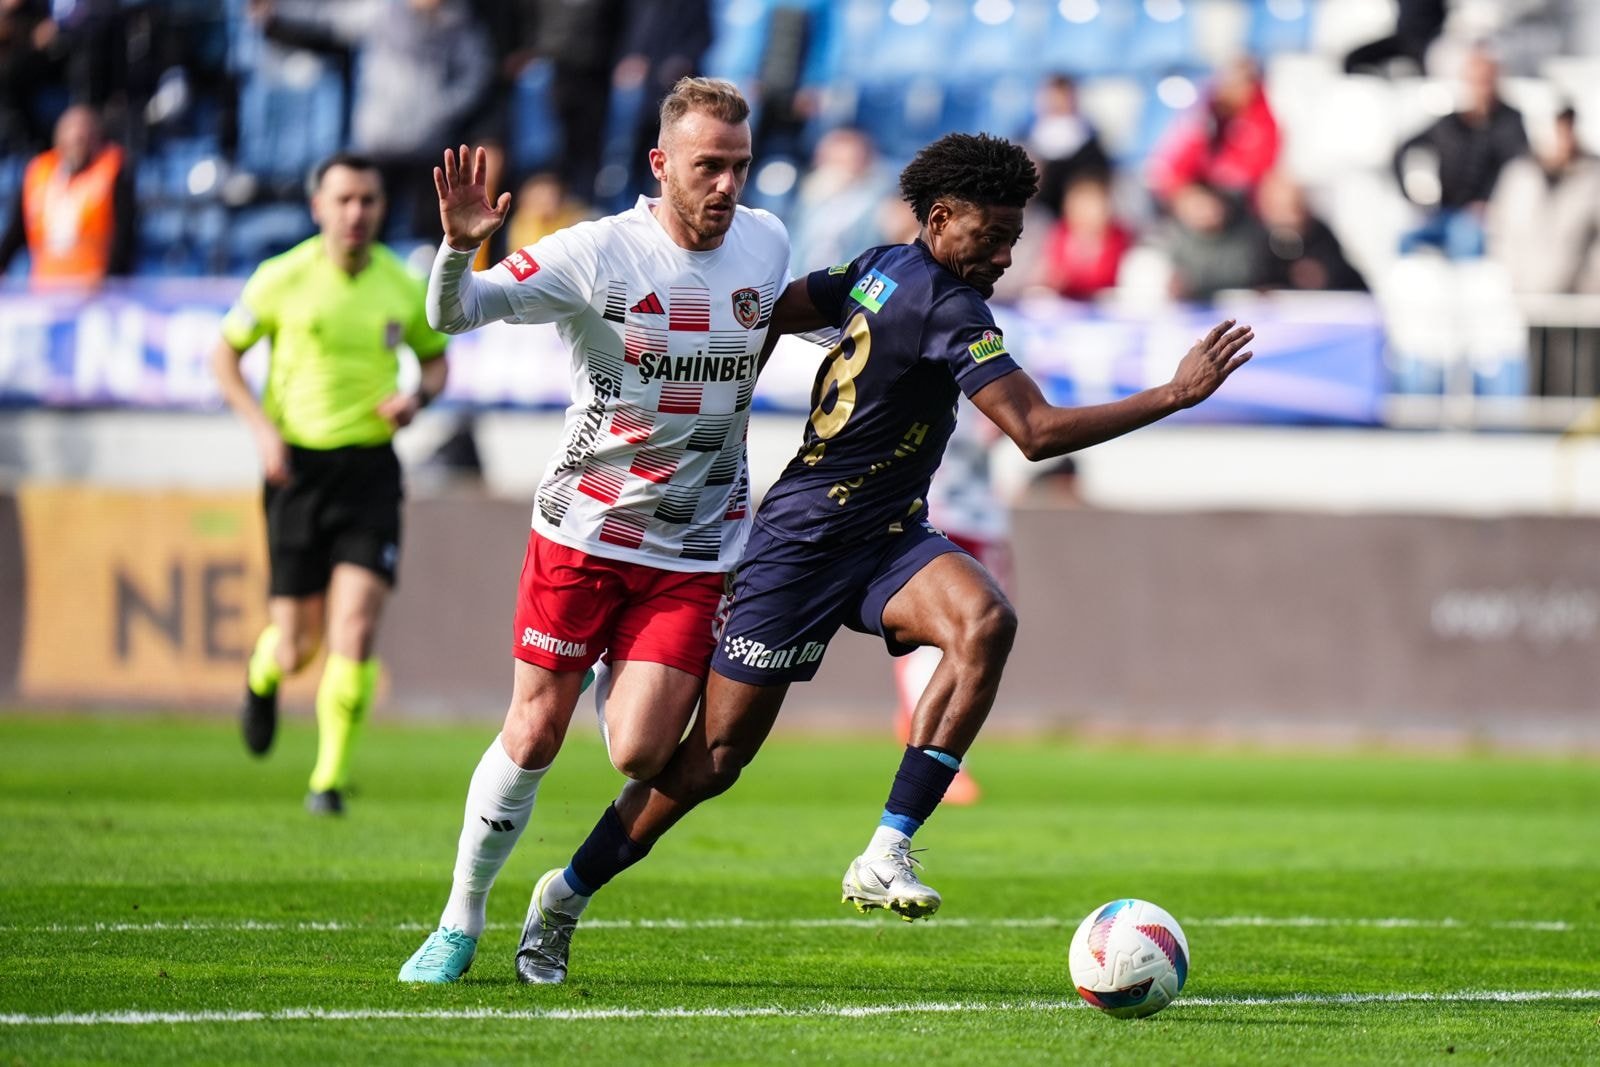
[980,75,1036,139]
[235,52,345,185]
[1248,0,1314,56]
[703,0,775,83]
[852,78,947,160]
[1076,75,1148,161]
[1126,0,1199,74]
[955,0,1045,80]
[1128,71,1205,165]
[136,203,227,277]
[855,0,960,81]
[223,203,314,274]
[1040,0,1137,77]
[509,60,562,176]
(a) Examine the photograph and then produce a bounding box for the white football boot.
[841,838,942,921]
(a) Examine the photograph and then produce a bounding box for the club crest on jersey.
[501,248,540,281]
[968,330,1007,363]
[848,269,897,313]
[731,287,761,329]
[384,320,403,348]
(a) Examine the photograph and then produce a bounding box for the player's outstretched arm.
[973,318,1253,461]
[435,144,510,252]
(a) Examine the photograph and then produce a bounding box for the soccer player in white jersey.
[398,77,791,984]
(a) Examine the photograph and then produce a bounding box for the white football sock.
[867,824,910,856]
[439,734,548,937]
[541,869,593,918]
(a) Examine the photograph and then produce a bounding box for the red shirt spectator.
[1038,177,1130,300]
[1148,58,1280,206]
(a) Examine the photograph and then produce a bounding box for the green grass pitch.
[2,714,1598,1065]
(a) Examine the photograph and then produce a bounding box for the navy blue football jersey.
[755,240,1020,542]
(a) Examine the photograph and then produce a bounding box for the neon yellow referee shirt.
[221,236,448,450]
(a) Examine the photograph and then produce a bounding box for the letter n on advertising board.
[16,486,285,706]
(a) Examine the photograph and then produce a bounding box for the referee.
[212,152,449,815]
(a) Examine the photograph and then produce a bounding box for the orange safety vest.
[21,143,124,283]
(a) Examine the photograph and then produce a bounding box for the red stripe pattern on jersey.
[668,287,710,332]
[659,383,703,414]
[577,462,627,505]
[629,445,682,484]
[608,406,654,443]
[624,322,667,366]
[598,511,648,549]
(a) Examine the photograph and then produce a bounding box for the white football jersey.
[429,197,791,572]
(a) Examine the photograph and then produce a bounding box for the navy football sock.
[567,804,652,896]
[879,744,960,836]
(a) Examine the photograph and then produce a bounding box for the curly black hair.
[898,133,1039,224]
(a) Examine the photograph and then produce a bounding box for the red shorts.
[511,529,727,676]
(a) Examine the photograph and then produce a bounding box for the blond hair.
[659,76,750,134]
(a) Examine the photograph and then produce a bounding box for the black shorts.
[711,519,966,686]
[263,444,403,598]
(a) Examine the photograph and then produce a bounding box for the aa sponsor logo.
[722,634,825,670]
[521,627,587,657]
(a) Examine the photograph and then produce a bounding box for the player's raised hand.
[1169,319,1254,409]
[435,144,511,252]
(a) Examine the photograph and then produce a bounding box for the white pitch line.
[6,991,1600,1027]
[0,916,1578,934]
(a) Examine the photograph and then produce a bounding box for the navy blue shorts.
[712,518,965,686]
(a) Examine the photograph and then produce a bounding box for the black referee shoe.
[241,686,278,756]
[305,789,344,816]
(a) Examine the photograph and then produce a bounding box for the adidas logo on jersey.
[629,292,665,315]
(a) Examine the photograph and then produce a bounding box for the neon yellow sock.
[247,625,284,698]
[308,654,380,793]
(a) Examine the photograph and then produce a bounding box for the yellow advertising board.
[16,485,316,706]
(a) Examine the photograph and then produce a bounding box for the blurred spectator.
[0,103,133,284]
[252,0,492,242]
[533,0,625,205]
[1344,0,1448,77]
[1025,73,1111,221]
[0,0,59,153]
[1147,58,1279,208]
[787,126,892,273]
[1162,182,1265,303]
[1487,105,1600,294]
[1253,171,1366,292]
[1393,46,1527,261]
[1036,176,1131,301]
[464,0,541,258]
[506,171,590,250]
[612,0,712,201]
[52,0,127,115]
[749,1,830,165]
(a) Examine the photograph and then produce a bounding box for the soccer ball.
[1068,898,1189,1019]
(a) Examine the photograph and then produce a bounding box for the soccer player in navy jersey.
[514,132,1253,982]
